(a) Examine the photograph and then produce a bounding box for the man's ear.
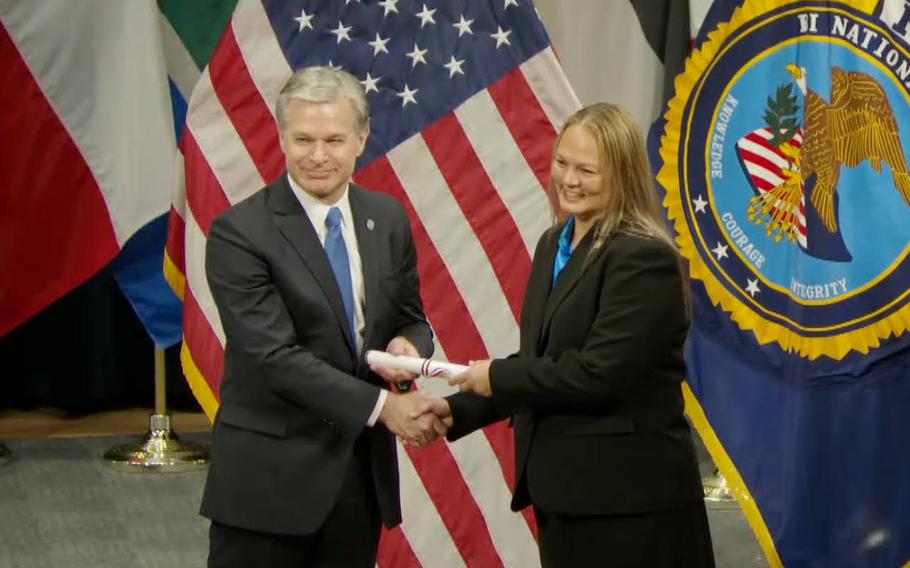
[356,126,370,156]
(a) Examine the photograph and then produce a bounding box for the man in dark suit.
[201,66,441,568]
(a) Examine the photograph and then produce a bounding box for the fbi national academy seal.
[659,0,910,359]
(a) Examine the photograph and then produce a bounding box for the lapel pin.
[366,219,375,231]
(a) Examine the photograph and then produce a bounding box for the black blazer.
[447,224,703,516]
[200,176,432,535]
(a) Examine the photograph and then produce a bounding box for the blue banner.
[650,1,910,565]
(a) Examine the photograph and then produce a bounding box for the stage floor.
[0,409,768,567]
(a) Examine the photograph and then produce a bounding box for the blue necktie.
[324,207,355,348]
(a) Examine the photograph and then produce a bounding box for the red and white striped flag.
[164,1,579,565]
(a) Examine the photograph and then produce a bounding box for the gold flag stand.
[0,442,10,465]
[104,346,209,472]
[703,468,736,504]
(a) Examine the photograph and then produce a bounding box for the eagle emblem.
[657,1,910,360]
[739,66,910,260]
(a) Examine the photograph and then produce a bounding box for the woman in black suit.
[426,103,715,567]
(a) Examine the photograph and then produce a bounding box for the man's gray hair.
[276,66,369,132]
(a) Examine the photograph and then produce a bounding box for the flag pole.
[0,442,10,465]
[103,345,209,472]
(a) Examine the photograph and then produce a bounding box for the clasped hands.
[371,338,493,447]
[377,391,450,447]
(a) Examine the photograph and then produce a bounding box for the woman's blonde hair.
[553,103,676,254]
[552,103,690,314]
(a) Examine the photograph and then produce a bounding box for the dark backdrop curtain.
[0,266,197,414]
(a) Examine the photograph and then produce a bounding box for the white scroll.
[365,350,468,378]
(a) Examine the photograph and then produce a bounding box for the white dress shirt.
[287,175,387,426]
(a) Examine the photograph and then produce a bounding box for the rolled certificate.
[366,350,468,378]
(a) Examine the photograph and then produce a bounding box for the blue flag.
[649,1,910,565]
[111,215,182,347]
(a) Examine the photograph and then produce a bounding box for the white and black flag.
[535,0,693,129]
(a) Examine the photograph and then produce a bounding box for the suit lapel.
[348,185,379,353]
[523,230,558,356]
[270,177,356,357]
[540,228,596,346]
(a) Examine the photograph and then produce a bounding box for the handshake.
[370,338,493,447]
[377,391,452,448]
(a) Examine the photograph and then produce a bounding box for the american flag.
[164,0,579,565]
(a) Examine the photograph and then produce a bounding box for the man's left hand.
[370,336,421,386]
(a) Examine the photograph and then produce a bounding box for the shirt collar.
[287,174,354,233]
